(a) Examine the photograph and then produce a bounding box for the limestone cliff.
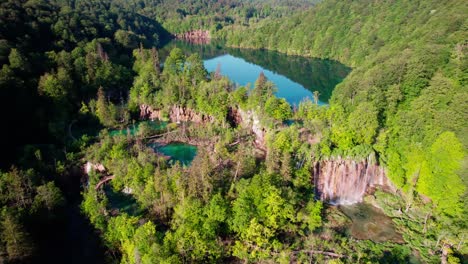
[140,104,163,120]
[140,104,214,123]
[228,107,267,150]
[84,161,106,175]
[313,156,395,205]
[175,30,211,44]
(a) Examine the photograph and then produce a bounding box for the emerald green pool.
[149,142,198,166]
[104,186,143,216]
[109,120,167,137]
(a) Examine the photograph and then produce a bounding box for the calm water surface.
[339,203,403,243]
[109,120,167,137]
[149,142,198,166]
[161,40,350,106]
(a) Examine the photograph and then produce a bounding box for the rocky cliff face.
[170,105,214,123]
[84,161,106,175]
[228,107,267,150]
[313,156,394,205]
[140,104,214,123]
[175,30,211,44]
[140,104,163,120]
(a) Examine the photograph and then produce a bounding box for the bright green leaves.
[185,53,208,84]
[230,172,296,261]
[232,218,277,260]
[231,86,249,107]
[416,132,465,216]
[168,194,228,261]
[329,105,354,151]
[105,214,139,247]
[38,68,71,101]
[297,200,323,233]
[347,102,379,145]
[195,77,231,121]
[105,214,159,264]
[164,48,186,75]
[129,48,162,109]
[230,172,322,261]
[249,72,277,109]
[328,102,379,153]
[386,131,466,217]
[265,97,292,121]
[32,182,65,212]
[81,187,108,231]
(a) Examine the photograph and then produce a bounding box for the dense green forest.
[0,0,466,263]
[107,0,320,34]
[221,0,468,215]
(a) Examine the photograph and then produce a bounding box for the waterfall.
[313,156,393,205]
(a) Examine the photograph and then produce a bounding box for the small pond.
[339,203,404,243]
[109,120,167,137]
[149,142,198,166]
[104,186,143,216]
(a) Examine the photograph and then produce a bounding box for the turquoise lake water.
[161,40,350,107]
[149,142,198,166]
[204,54,326,106]
[109,120,167,137]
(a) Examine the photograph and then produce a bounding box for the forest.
[0,0,466,263]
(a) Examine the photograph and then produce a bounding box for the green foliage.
[105,214,160,264]
[2,0,466,263]
[248,72,276,108]
[81,187,108,231]
[297,200,323,232]
[0,209,33,262]
[164,48,186,75]
[168,194,227,261]
[129,48,162,109]
[8,48,26,70]
[194,77,232,122]
[265,97,292,121]
[32,182,65,212]
[230,172,295,261]
[416,132,465,216]
[38,68,71,100]
[185,53,208,84]
[347,102,379,145]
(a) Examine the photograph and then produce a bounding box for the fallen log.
[144,130,178,139]
[291,250,346,258]
[95,175,115,190]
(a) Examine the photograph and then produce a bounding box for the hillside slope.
[223,0,467,200]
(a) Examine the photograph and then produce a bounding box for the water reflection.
[161,40,350,105]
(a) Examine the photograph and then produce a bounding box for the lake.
[161,40,350,106]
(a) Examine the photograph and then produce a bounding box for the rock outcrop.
[140,104,163,120]
[84,161,106,175]
[175,30,211,44]
[313,156,394,205]
[140,104,214,123]
[228,107,267,150]
[170,105,214,123]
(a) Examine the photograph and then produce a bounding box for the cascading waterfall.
[313,155,393,205]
